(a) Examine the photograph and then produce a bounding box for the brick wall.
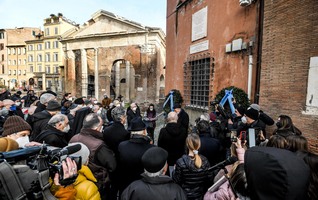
[260,0,318,153]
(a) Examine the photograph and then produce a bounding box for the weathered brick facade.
[260,0,318,153]
[166,0,259,121]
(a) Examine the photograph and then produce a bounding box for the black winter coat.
[199,133,222,166]
[34,125,68,148]
[0,90,11,101]
[126,109,141,127]
[103,121,130,156]
[177,109,189,132]
[31,110,51,140]
[34,103,46,114]
[71,107,91,136]
[158,123,187,166]
[173,154,213,200]
[117,134,154,192]
[121,173,187,200]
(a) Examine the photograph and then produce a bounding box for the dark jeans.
[147,127,155,140]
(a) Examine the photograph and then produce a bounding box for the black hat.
[142,147,168,173]
[74,98,84,105]
[46,100,61,111]
[128,117,146,131]
[173,103,181,109]
[245,107,259,120]
[235,105,245,116]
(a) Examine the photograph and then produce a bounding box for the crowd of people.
[0,87,317,200]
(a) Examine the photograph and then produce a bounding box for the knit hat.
[0,137,19,152]
[142,147,168,173]
[128,117,146,131]
[2,116,32,137]
[46,100,61,111]
[69,142,90,165]
[245,107,259,120]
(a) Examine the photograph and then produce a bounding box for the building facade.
[25,13,78,92]
[260,0,318,152]
[61,10,166,103]
[166,0,259,115]
[0,27,41,89]
[166,0,318,153]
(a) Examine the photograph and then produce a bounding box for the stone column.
[81,49,88,97]
[115,61,120,98]
[42,73,46,91]
[67,50,76,95]
[125,61,130,102]
[94,48,99,100]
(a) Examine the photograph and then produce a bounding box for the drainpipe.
[248,54,253,99]
[254,0,264,103]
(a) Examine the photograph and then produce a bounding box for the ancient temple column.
[125,61,130,102]
[81,49,88,97]
[115,61,120,98]
[67,50,76,95]
[42,73,46,91]
[94,48,99,100]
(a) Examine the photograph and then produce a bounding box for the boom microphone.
[208,156,238,171]
[56,144,82,157]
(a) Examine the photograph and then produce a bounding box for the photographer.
[50,157,78,199]
[236,106,266,146]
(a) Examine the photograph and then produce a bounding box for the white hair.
[48,114,67,127]
[40,93,55,104]
[144,162,166,177]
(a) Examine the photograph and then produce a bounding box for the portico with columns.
[61,9,166,104]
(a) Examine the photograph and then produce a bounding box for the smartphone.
[239,131,246,141]
[248,128,256,147]
[230,130,237,142]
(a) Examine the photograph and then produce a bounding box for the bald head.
[167,111,178,123]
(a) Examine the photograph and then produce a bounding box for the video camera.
[0,144,82,199]
[0,144,82,182]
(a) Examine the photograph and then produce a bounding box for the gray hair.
[111,106,126,122]
[200,113,210,121]
[144,162,166,177]
[167,111,178,123]
[83,113,100,129]
[131,130,145,135]
[40,93,55,104]
[48,114,67,127]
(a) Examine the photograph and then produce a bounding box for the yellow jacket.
[74,165,101,200]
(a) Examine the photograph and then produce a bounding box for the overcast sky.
[0,0,167,32]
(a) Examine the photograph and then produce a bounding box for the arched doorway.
[111,59,136,101]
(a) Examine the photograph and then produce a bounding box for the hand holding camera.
[54,157,78,186]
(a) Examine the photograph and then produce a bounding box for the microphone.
[56,144,82,157]
[208,156,238,171]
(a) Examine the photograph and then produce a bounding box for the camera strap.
[38,169,57,200]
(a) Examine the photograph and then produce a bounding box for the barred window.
[184,55,214,109]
